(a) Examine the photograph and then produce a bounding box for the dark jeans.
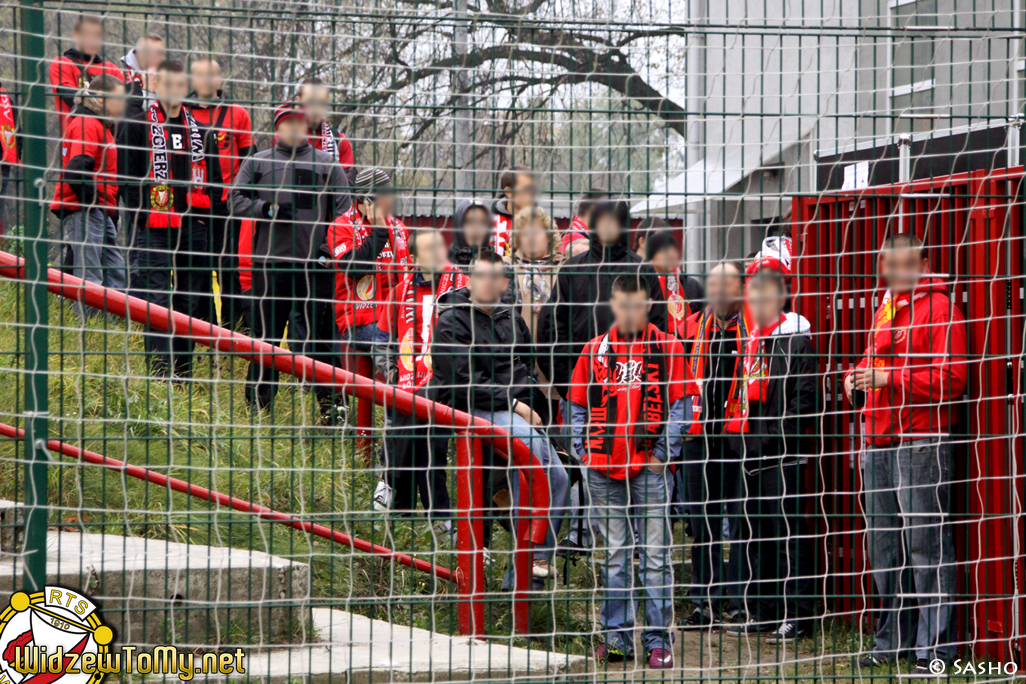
[737,461,815,624]
[246,265,337,409]
[864,438,956,662]
[381,388,452,518]
[207,210,248,331]
[129,219,211,378]
[683,437,742,613]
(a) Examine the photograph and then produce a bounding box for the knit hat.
[354,167,393,200]
[274,101,307,129]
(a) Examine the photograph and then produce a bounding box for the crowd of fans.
[0,14,970,674]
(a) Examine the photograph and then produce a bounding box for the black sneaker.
[765,621,807,643]
[912,658,943,678]
[855,653,893,671]
[724,619,773,637]
[680,607,719,631]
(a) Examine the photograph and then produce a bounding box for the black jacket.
[431,289,542,416]
[543,208,667,399]
[449,198,493,268]
[727,332,820,472]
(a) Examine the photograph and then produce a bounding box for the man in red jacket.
[845,233,967,675]
[50,15,125,132]
[570,274,684,668]
[50,74,126,319]
[189,57,254,329]
[0,81,19,236]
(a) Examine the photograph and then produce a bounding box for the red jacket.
[50,50,124,131]
[326,207,409,333]
[848,280,968,447]
[50,108,118,215]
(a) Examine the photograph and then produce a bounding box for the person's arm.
[61,119,99,206]
[231,157,272,219]
[549,268,575,399]
[653,397,685,463]
[50,58,78,113]
[897,299,969,403]
[333,212,389,277]
[570,401,588,459]
[117,117,147,216]
[783,336,821,440]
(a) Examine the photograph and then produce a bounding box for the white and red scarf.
[147,102,209,228]
[310,119,337,160]
[394,263,468,390]
[0,87,17,165]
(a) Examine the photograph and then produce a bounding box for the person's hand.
[844,372,855,401]
[272,203,293,223]
[854,367,890,391]
[366,200,387,227]
[648,456,667,474]
[513,401,543,427]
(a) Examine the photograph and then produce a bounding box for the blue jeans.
[472,409,569,560]
[587,466,674,654]
[864,438,956,662]
[62,208,127,319]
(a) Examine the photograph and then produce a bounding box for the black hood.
[64,48,102,64]
[588,199,631,260]
[450,199,493,266]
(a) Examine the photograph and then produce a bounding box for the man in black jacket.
[448,199,493,269]
[432,250,569,580]
[230,101,349,415]
[723,268,819,641]
[120,60,212,379]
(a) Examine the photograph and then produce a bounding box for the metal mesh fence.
[0,0,1024,682]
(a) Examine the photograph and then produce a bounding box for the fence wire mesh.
[0,0,1024,682]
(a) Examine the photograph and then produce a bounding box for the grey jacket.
[231,141,350,265]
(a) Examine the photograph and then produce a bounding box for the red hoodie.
[847,277,968,447]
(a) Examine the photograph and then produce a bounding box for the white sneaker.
[372,480,392,511]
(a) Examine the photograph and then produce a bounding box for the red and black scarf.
[310,119,337,160]
[725,313,781,434]
[584,324,669,478]
[687,307,750,435]
[147,101,209,228]
[395,263,468,390]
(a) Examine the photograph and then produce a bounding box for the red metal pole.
[0,421,452,581]
[456,430,485,636]
[355,354,374,460]
[0,251,552,544]
[513,470,534,634]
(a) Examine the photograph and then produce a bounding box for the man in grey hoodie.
[230,102,350,416]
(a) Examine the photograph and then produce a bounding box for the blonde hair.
[512,206,555,258]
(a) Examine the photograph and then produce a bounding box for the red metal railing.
[0,250,549,636]
[792,167,1025,663]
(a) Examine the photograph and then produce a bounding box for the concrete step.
[0,515,310,648]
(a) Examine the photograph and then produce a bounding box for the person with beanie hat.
[325,166,409,370]
[230,100,350,416]
[643,229,705,334]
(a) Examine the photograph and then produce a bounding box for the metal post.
[898,135,912,183]
[19,0,50,593]
[452,0,473,199]
[512,471,533,634]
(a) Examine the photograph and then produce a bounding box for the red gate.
[792,167,1026,663]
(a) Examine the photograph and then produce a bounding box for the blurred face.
[611,288,651,335]
[746,276,785,328]
[298,84,330,126]
[706,263,744,320]
[594,212,622,246]
[516,218,549,259]
[880,245,927,294]
[74,22,104,57]
[359,192,394,219]
[137,37,166,71]
[190,60,222,99]
[155,68,189,108]
[461,207,491,247]
[506,173,537,212]
[413,230,448,274]
[468,259,508,305]
[276,116,309,147]
[649,244,681,274]
[97,83,127,119]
